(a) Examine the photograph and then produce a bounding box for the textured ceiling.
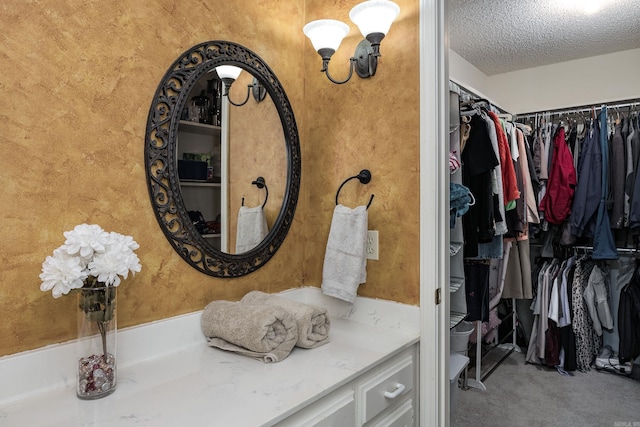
[449,0,640,76]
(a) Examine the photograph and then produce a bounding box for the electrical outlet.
[366,230,379,260]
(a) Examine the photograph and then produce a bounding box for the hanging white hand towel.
[236,205,268,253]
[321,204,368,303]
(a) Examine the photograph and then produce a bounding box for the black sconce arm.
[318,48,355,85]
[317,34,385,85]
[221,78,265,107]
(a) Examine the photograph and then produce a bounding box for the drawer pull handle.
[384,383,406,399]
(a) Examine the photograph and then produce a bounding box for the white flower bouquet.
[40,223,141,298]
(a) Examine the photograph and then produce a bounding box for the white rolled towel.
[241,291,331,349]
[201,300,298,363]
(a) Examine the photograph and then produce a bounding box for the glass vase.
[76,285,117,400]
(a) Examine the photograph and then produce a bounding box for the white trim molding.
[419,0,449,425]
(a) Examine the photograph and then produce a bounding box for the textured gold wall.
[0,0,307,357]
[302,0,421,303]
[0,0,420,357]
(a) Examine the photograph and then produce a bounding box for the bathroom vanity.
[0,288,419,426]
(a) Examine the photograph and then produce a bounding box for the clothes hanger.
[576,112,586,138]
[614,107,621,125]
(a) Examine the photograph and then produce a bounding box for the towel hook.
[335,169,374,209]
[242,176,269,208]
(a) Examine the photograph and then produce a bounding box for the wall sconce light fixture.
[215,65,266,106]
[303,0,400,85]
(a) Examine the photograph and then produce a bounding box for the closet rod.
[572,245,638,255]
[516,98,640,121]
[452,80,510,114]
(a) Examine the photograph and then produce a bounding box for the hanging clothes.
[464,260,490,322]
[475,111,508,259]
[558,256,576,328]
[592,107,619,260]
[504,122,527,236]
[461,113,499,258]
[503,240,533,299]
[558,256,577,372]
[609,121,625,229]
[487,111,520,206]
[583,264,614,336]
[573,117,587,172]
[532,125,545,180]
[569,118,602,237]
[526,258,558,365]
[469,244,511,345]
[571,257,602,371]
[628,113,640,230]
[517,127,541,226]
[624,117,635,228]
[546,258,568,368]
[538,127,576,225]
[450,183,474,228]
[484,112,508,236]
[520,123,542,237]
[618,264,640,363]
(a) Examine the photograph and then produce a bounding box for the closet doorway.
[447,0,640,425]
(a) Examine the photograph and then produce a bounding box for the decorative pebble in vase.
[76,285,117,399]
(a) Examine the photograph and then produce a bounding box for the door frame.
[419,0,449,425]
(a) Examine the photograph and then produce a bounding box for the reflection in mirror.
[176,76,224,254]
[177,70,286,256]
[145,41,300,277]
[226,70,286,255]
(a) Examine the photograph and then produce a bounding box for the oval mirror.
[145,41,301,277]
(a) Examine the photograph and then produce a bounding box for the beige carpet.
[451,352,640,427]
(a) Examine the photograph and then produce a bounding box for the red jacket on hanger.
[487,111,520,205]
[539,127,576,224]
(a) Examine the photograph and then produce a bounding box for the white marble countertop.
[0,288,419,427]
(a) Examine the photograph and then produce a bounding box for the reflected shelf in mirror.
[179,120,221,136]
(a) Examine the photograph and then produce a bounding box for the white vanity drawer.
[358,351,415,424]
[369,399,414,427]
[276,388,355,427]
[276,345,417,427]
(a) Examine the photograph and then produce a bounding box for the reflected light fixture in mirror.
[303,0,400,84]
[216,65,265,106]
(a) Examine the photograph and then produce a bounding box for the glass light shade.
[303,19,350,52]
[215,65,243,81]
[349,0,400,38]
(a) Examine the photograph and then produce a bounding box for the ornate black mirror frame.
[145,41,301,277]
